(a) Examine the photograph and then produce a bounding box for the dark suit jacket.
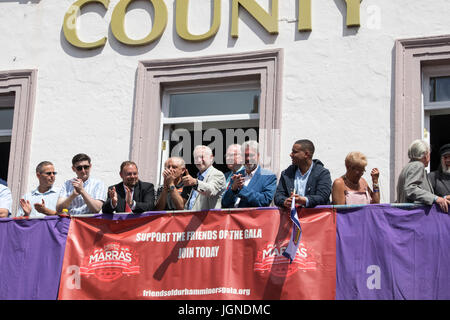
[221,166,277,208]
[102,180,155,213]
[274,159,332,208]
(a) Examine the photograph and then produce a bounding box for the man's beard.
[441,159,450,174]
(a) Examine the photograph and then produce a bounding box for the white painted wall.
[1,0,450,204]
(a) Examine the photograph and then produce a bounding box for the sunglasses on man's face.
[42,172,57,176]
[75,165,90,171]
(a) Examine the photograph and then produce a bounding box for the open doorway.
[430,114,450,171]
[0,92,15,185]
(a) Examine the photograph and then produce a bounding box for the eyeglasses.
[42,172,57,176]
[75,165,90,171]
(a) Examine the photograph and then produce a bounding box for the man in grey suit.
[183,145,226,211]
[396,139,450,212]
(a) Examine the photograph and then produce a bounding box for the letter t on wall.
[298,0,312,32]
[344,0,362,27]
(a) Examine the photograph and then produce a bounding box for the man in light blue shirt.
[17,161,59,218]
[0,184,12,218]
[57,153,106,215]
[294,161,314,207]
[274,139,332,208]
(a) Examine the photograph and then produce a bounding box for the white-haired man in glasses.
[17,161,60,217]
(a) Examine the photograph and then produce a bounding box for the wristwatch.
[169,185,176,192]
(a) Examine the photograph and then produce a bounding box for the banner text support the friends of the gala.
[58,207,336,300]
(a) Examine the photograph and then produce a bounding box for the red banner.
[58,208,336,300]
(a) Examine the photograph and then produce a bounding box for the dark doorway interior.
[0,141,10,182]
[169,127,259,178]
[430,114,450,171]
[0,91,15,184]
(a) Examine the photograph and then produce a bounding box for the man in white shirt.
[0,184,12,218]
[17,161,59,217]
[57,153,106,215]
[183,145,225,211]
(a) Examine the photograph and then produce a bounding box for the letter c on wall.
[63,0,109,49]
[111,0,168,46]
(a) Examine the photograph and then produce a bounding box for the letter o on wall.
[111,0,168,46]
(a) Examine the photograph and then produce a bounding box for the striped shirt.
[59,177,107,215]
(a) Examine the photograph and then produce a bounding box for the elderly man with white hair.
[396,139,450,212]
[222,140,277,208]
[183,145,226,211]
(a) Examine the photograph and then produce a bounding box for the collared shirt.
[59,177,107,215]
[294,162,314,207]
[17,186,60,218]
[234,165,259,207]
[187,167,211,210]
[0,184,12,215]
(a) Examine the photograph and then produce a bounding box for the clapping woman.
[332,151,380,205]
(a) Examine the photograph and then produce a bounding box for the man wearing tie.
[102,161,155,214]
[183,145,225,211]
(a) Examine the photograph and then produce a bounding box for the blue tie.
[187,174,204,209]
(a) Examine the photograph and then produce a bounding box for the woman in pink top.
[332,151,380,205]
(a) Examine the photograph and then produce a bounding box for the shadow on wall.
[389,45,396,203]
[2,0,41,3]
[333,0,359,37]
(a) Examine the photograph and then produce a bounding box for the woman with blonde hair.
[332,151,380,205]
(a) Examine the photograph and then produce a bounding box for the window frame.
[0,69,37,215]
[395,35,450,200]
[131,49,283,185]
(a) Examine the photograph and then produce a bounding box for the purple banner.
[1,206,449,300]
[0,216,70,300]
[336,204,450,300]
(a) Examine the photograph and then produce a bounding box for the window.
[0,92,15,184]
[132,49,283,186]
[422,65,450,171]
[0,70,37,215]
[395,35,450,200]
[161,82,260,182]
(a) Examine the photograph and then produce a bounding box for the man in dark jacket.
[102,161,155,213]
[429,143,450,199]
[274,139,332,208]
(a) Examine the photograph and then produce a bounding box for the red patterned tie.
[125,201,132,213]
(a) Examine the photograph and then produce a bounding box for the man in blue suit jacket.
[222,141,277,208]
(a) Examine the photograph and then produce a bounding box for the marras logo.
[79,243,140,282]
[254,241,317,277]
[89,249,132,264]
